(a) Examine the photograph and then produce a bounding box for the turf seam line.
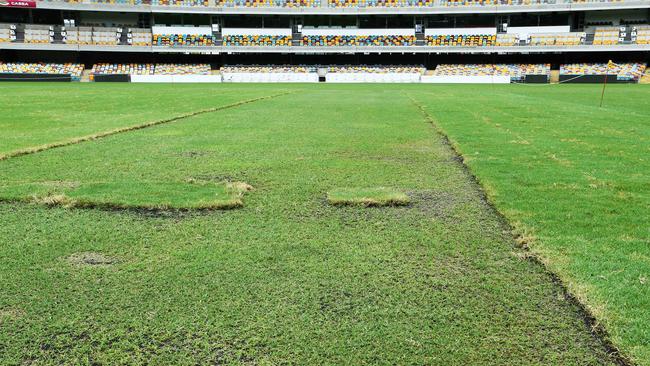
[0,195,242,213]
[404,93,633,366]
[0,91,290,162]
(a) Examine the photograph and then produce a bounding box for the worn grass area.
[409,83,650,365]
[327,187,410,206]
[0,83,646,365]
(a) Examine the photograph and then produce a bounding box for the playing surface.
[0,83,648,365]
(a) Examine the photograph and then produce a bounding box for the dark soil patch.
[177,151,213,158]
[406,190,468,218]
[66,252,119,267]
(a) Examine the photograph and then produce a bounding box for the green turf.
[408,83,650,365]
[0,83,285,156]
[0,82,647,365]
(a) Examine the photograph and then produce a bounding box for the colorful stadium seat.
[223,35,291,46]
[301,35,416,46]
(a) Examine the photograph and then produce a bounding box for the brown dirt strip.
[0,92,290,162]
[404,93,631,366]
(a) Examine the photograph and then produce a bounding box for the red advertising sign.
[0,0,37,7]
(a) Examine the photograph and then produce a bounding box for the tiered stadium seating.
[153,34,215,46]
[224,35,291,46]
[154,64,211,74]
[221,65,318,82]
[128,28,152,46]
[432,63,549,80]
[495,33,518,46]
[426,34,496,46]
[301,35,416,46]
[151,0,209,5]
[498,64,550,80]
[327,0,630,7]
[328,0,433,7]
[560,62,646,80]
[63,27,93,44]
[592,27,620,45]
[48,0,210,7]
[432,64,510,76]
[326,65,425,82]
[92,27,121,45]
[218,0,317,6]
[0,24,16,43]
[45,0,147,4]
[442,0,499,5]
[441,0,628,5]
[529,32,585,46]
[91,63,213,75]
[24,25,54,44]
[327,65,425,73]
[634,25,650,44]
[91,63,155,75]
[222,65,316,73]
[0,62,84,77]
[35,0,635,6]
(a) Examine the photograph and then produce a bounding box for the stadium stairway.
[81,69,92,82]
[640,74,650,84]
[550,70,560,83]
[415,32,426,46]
[292,30,302,46]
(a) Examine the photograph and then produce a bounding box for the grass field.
[0,83,647,365]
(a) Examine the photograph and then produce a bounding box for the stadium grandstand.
[0,0,648,82]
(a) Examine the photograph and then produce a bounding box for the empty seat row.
[560,62,646,80]
[218,0,317,6]
[301,35,416,46]
[593,27,621,45]
[24,25,54,44]
[432,64,550,81]
[90,63,212,75]
[633,25,650,44]
[128,28,152,46]
[426,34,496,46]
[223,35,291,46]
[0,62,84,77]
[0,24,16,43]
[91,27,121,45]
[222,65,317,73]
[35,0,634,6]
[529,32,585,46]
[328,65,425,73]
[153,34,215,46]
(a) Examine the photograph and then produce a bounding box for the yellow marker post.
[600,60,615,107]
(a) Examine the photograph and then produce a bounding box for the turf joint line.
[0,91,291,162]
[405,92,632,366]
[327,187,410,207]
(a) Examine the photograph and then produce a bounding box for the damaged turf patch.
[0,181,253,210]
[66,252,119,266]
[327,187,410,207]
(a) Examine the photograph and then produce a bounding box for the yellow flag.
[607,60,615,68]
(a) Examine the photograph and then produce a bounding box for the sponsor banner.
[0,0,37,7]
